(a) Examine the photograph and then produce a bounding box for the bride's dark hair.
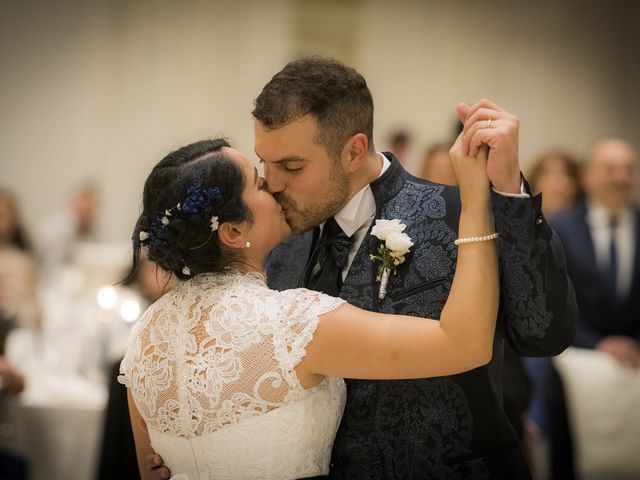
[122,138,253,283]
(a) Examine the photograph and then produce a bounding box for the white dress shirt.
[327,153,390,280]
[586,200,636,299]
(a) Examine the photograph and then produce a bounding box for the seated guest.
[36,182,100,281]
[0,188,41,334]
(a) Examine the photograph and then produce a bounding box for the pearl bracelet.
[454,232,499,245]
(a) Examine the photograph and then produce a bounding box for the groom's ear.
[217,222,246,250]
[342,133,368,173]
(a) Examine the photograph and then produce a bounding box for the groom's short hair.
[252,57,375,160]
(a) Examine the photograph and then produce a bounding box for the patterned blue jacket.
[266,154,577,479]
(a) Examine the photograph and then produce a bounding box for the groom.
[255,57,576,479]
[148,58,576,479]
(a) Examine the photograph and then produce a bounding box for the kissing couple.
[120,57,576,480]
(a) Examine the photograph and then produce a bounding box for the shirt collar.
[333,153,391,237]
[586,198,633,228]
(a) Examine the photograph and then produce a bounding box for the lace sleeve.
[117,356,132,387]
[274,289,345,377]
[117,307,151,388]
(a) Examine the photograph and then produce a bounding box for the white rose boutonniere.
[370,219,405,240]
[370,219,414,299]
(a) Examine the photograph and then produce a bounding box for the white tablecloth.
[554,347,640,478]
[1,248,143,480]
[0,373,107,480]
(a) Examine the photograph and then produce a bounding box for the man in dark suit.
[254,58,575,479]
[146,57,575,480]
[545,138,640,480]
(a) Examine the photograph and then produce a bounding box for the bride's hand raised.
[449,132,491,211]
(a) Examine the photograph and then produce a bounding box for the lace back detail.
[119,272,345,439]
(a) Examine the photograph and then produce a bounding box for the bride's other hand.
[449,131,491,211]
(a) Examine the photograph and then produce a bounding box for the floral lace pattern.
[119,271,346,478]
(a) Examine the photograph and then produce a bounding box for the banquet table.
[0,372,107,480]
[0,244,147,480]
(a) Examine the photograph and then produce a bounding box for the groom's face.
[254,115,350,234]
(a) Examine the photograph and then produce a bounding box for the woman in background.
[527,150,583,217]
[0,189,41,339]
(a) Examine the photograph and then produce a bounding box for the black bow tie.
[316,218,353,271]
[305,217,354,296]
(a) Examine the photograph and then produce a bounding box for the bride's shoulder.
[274,288,346,315]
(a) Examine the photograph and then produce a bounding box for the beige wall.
[1,0,638,242]
[358,1,632,171]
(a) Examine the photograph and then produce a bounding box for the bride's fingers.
[456,103,470,124]
[448,132,464,159]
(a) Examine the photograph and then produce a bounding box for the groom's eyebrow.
[254,150,306,165]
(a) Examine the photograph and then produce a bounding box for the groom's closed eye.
[281,158,306,172]
[267,156,307,173]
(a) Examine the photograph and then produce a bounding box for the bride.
[119,135,498,479]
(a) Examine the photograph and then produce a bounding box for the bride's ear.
[218,222,248,250]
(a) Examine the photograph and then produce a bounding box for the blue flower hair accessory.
[138,184,223,275]
[181,185,222,215]
[148,184,222,232]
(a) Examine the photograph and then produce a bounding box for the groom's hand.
[457,99,521,194]
[146,453,171,479]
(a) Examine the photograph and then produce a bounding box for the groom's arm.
[492,191,577,355]
[458,99,576,355]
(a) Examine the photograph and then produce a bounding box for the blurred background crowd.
[1,1,639,479]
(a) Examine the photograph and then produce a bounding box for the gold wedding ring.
[487,118,493,129]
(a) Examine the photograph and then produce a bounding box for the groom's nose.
[264,164,285,194]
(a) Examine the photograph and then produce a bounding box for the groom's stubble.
[275,160,351,235]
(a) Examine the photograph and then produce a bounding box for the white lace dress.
[119,271,346,480]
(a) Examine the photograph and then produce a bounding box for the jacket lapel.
[340,153,409,312]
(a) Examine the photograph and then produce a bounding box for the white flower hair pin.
[370,219,414,300]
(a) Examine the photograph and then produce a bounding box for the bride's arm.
[298,142,498,384]
[128,390,157,480]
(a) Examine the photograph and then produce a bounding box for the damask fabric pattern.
[119,272,346,479]
[492,191,576,355]
[332,177,493,479]
[266,156,574,479]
